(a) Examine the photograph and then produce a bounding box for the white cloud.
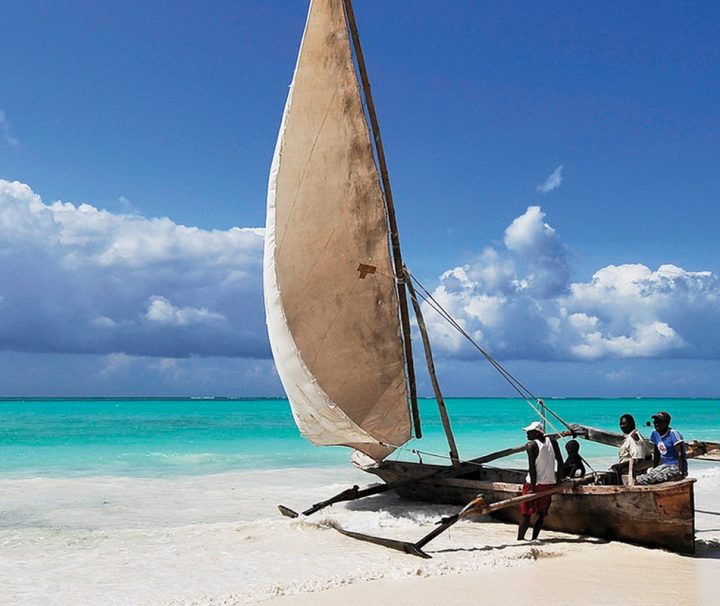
[144,295,226,326]
[426,207,720,362]
[115,196,139,215]
[0,109,19,147]
[3,176,718,395]
[537,164,564,193]
[0,179,266,359]
[569,320,683,359]
[503,206,571,297]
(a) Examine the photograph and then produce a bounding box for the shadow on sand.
[344,491,456,516]
[428,535,607,556]
[692,538,720,559]
[320,490,720,559]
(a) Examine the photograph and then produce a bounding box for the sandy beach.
[205,488,720,606]
[268,542,720,606]
[3,465,718,605]
[218,480,720,606]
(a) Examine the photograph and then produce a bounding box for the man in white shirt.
[610,414,650,482]
[517,421,564,541]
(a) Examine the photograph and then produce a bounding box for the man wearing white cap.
[517,420,564,541]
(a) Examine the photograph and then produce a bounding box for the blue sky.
[0,0,718,397]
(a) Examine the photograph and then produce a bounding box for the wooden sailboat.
[263,0,696,555]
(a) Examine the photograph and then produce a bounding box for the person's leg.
[531,513,545,540]
[518,515,531,540]
[609,463,625,485]
[636,464,681,485]
[635,466,659,485]
[653,464,682,483]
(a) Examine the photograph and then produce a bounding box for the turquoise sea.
[2,397,718,477]
[2,397,719,604]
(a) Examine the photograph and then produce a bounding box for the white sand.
[266,544,720,606]
[1,466,718,605]
[188,511,720,606]
[263,468,720,606]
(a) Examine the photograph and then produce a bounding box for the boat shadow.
[344,491,462,517]
[432,536,720,559]
[692,538,720,559]
[343,493,720,559]
[429,535,607,556]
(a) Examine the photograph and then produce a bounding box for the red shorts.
[520,482,556,516]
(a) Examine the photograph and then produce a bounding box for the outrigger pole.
[342,0,421,439]
[333,478,592,558]
[278,430,576,518]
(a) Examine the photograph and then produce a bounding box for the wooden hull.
[369,461,696,554]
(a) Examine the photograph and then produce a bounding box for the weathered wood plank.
[371,461,696,554]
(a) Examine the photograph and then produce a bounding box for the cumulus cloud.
[144,296,226,326]
[3,176,717,389]
[537,164,563,193]
[425,207,720,362]
[0,179,267,359]
[0,109,19,147]
[503,205,570,297]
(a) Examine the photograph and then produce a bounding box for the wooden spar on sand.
[334,479,593,559]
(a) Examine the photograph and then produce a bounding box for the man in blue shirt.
[636,411,687,485]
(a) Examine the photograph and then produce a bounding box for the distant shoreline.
[1,395,718,401]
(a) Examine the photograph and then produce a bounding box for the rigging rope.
[406,270,576,435]
[388,268,607,477]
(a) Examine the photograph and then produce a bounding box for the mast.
[342,0,421,439]
[405,269,460,467]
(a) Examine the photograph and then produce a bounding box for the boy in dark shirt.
[563,439,585,478]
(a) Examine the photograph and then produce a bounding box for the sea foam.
[2,465,719,605]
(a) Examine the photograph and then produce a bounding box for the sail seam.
[276,89,339,255]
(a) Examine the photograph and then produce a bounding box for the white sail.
[263,0,411,461]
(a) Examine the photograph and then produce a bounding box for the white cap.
[523,421,544,432]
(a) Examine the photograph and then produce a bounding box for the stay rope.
[405,270,574,435]
[380,269,603,473]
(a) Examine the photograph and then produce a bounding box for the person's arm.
[627,430,643,460]
[652,443,660,467]
[526,441,539,490]
[674,434,687,477]
[551,438,564,482]
[677,444,687,477]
